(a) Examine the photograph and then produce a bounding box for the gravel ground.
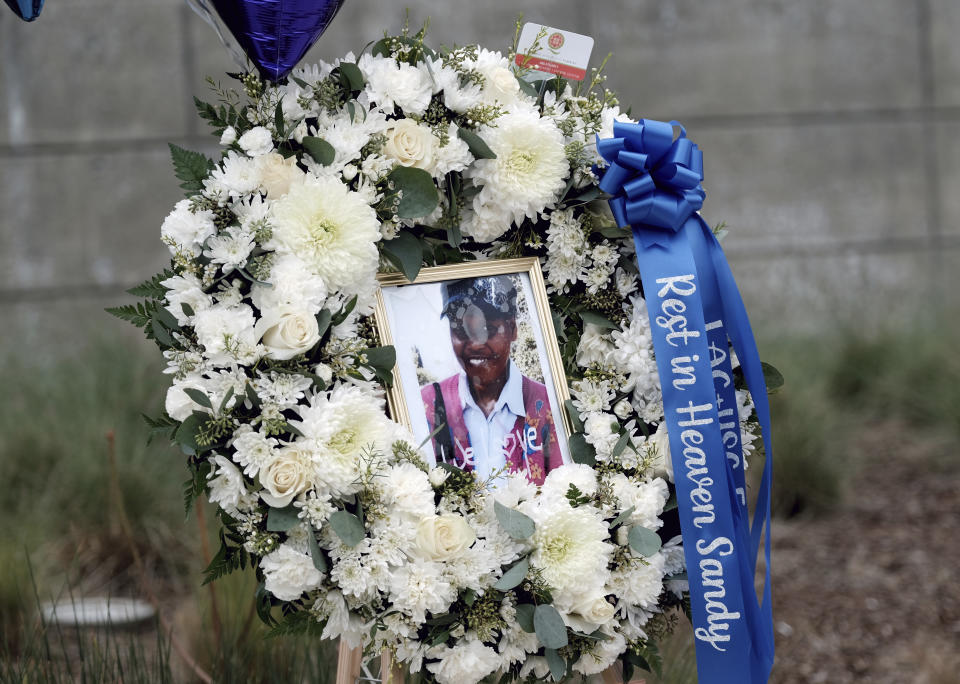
[770,422,960,684]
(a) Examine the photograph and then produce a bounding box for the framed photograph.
[374,257,572,484]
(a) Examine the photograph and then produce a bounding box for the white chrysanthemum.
[191,303,261,365]
[207,454,250,512]
[583,411,620,461]
[267,175,380,295]
[291,384,408,496]
[544,208,589,292]
[162,272,211,325]
[611,296,663,423]
[252,371,313,410]
[571,377,615,415]
[160,199,215,258]
[426,637,501,684]
[230,424,278,478]
[466,108,568,237]
[426,58,483,113]
[238,126,274,157]
[261,543,324,601]
[358,53,434,115]
[388,558,457,623]
[204,226,255,274]
[528,504,613,596]
[206,151,262,198]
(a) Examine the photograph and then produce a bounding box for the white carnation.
[207,454,249,512]
[431,124,474,177]
[540,463,598,503]
[607,473,669,530]
[426,637,501,684]
[251,253,327,315]
[261,543,324,601]
[238,126,274,156]
[378,462,436,520]
[358,53,434,115]
[388,558,456,623]
[160,199,215,257]
[162,272,211,325]
[191,303,261,365]
[576,323,615,368]
[165,374,207,421]
[609,551,665,610]
[572,627,626,676]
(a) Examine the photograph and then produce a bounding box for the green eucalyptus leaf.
[533,604,568,650]
[389,166,440,219]
[568,433,596,466]
[494,501,535,540]
[609,506,635,529]
[628,526,662,557]
[338,62,365,91]
[579,311,618,330]
[174,412,207,451]
[457,127,496,159]
[302,136,335,166]
[381,230,424,282]
[308,532,327,572]
[266,504,300,532]
[611,430,633,460]
[515,603,536,633]
[762,361,785,391]
[544,648,566,682]
[329,511,365,547]
[493,556,529,591]
[183,387,213,409]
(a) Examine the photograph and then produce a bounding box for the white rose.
[261,543,324,601]
[256,152,303,198]
[383,119,435,171]
[564,594,616,632]
[415,514,475,561]
[486,66,520,101]
[613,398,633,419]
[238,126,275,156]
[258,308,321,361]
[259,446,312,507]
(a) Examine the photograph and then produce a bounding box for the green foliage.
[126,270,174,299]
[388,166,440,218]
[301,136,335,166]
[202,530,249,585]
[628,526,663,557]
[105,300,158,329]
[168,143,214,195]
[329,511,365,547]
[457,127,496,159]
[381,230,424,281]
[266,505,301,532]
[492,556,529,591]
[533,604,568,649]
[494,501,535,539]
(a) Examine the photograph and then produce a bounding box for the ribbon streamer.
[598,120,775,683]
[3,0,43,21]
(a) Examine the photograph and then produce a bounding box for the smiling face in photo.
[449,305,517,385]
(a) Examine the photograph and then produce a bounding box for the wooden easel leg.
[335,640,363,684]
[380,650,405,684]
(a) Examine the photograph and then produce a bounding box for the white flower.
[473,48,524,107]
[291,384,409,496]
[563,593,616,633]
[203,226,255,274]
[415,515,476,561]
[251,253,327,315]
[461,202,513,244]
[267,175,380,295]
[540,463,598,503]
[230,424,278,478]
[607,473,669,530]
[358,53,434,115]
[162,272,211,325]
[426,638,501,684]
[609,552,665,610]
[572,627,626,676]
[431,124,474,177]
[428,467,449,488]
[257,306,321,361]
[378,462,435,519]
[648,421,674,481]
[261,543,324,601]
[238,126,274,156]
[466,108,568,237]
[165,374,206,421]
[388,558,456,623]
[259,444,314,507]
[583,411,620,461]
[576,323,614,368]
[206,151,261,198]
[383,118,435,171]
[207,454,248,512]
[220,126,237,146]
[490,471,538,508]
[316,589,365,647]
[294,490,336,529]
[528,504,612,597]
[255,152,304,198]
[161,199,215,257]
[192,303,261,365]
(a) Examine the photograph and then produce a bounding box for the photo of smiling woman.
[377,264,572,484]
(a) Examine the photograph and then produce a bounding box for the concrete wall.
[1,0,957,355]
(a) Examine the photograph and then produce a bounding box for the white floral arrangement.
[111,24,760,684]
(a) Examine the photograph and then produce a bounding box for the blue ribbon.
[598,120,775,683]
[3,0,43,21]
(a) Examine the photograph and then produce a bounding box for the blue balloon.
[4,0,44,21]
[209,0,346,82]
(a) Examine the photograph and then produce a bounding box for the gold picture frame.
[374,257,573,469]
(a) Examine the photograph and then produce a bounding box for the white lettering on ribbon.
[654,275,743,653]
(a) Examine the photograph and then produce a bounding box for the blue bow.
[596,119,705,248]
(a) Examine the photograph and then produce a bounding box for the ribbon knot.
[596,119,705,248]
